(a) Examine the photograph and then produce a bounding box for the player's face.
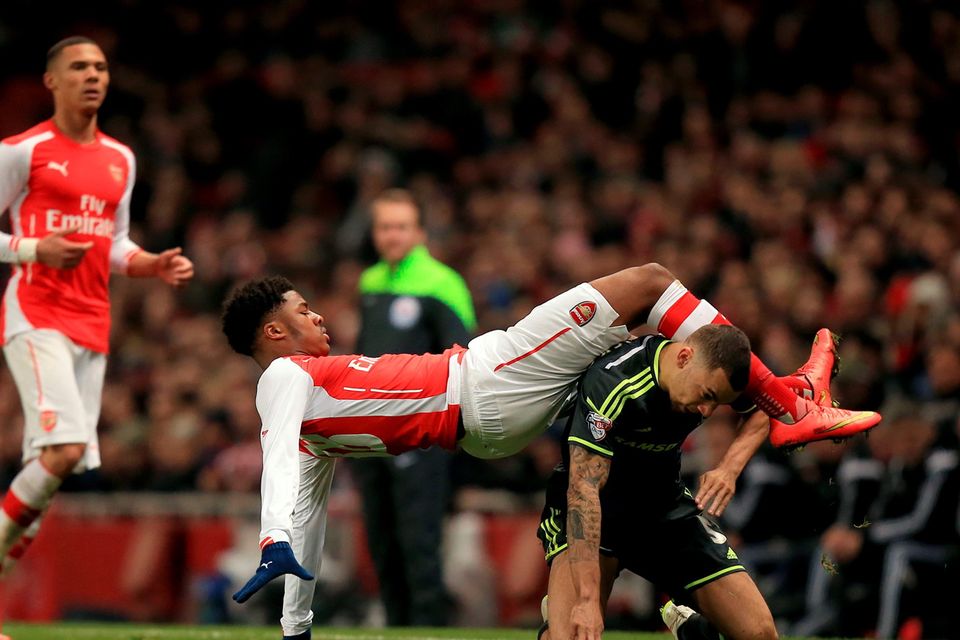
[371,201,425,265]
[45,43,110,116]
[278,290,330,357]
[668,352,739,418]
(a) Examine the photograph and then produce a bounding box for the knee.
[590,262,680,327]
[40,443,86,477]
[719,609,778,640]
[625,262,677,309]
[744,616,779,640]
[638,262,676,289]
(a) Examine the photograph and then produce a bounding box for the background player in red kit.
[221,270,880,640]
[0,36,194,575]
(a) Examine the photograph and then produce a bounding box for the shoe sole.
[770,412,881,448]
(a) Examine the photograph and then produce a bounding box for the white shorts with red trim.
[459,283,630,458]
[3,329,105,471]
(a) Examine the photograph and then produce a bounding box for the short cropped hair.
[371,188,423,227]
[221,276,296,356]
[687,324,752,393]
[47,36,99,68]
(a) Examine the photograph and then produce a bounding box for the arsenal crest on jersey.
[569,301,597,326]
[108,163,124,183]
[586,410,612,441]
[40,410,58,432]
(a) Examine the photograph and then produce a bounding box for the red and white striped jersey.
[256,346,466,459]
[0,120,143,354]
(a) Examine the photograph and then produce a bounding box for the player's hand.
[232,541,313,604]
[154,247,194,287]
[36,227,94,268]
[820,524,863,564]
[570,600,604,640]
[695,467,737,517]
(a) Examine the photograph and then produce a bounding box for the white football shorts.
[459,283,630,458]
[3,329,105,471]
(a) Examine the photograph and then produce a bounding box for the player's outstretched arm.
[126,247,194,286]
[696,411,769,517]
[232,541,314,604]
[566,444,612,640]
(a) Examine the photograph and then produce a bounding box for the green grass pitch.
[0,624,857,639]
[1,624,672,640]
[0,624,669,639]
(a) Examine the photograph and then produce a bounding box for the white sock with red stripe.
[648,280,807,423]
[0,516,41,577]
[0,459,61,557]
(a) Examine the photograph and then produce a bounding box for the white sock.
[0,515,42,577]
[0,459,61,554]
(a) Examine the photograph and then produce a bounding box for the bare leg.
[0,444,83,558]
[690,571,778,640]
[592,263,804,421]
[589,263,674,331]
[593,263,881,445]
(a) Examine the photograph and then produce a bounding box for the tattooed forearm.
[567,446,610,556]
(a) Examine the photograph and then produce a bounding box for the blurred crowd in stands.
[1,0,959,636]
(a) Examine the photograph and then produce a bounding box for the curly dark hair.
[221,276,296,356]
[687,324,752,393]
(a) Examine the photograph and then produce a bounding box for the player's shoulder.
[426,256,465,281]
[1,121,55,148]
[580,335,666,404]
[260,356,315,385]
[589,335,665,376]
[414,251,467,287]
[359,262,389,289]
[97,131,135,162]
[96,130,131,150]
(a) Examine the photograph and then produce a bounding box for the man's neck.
[386,245,426,270]
[53,110,98,144]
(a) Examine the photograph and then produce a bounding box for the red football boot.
[769,404,881,448]
[780,328,841,407]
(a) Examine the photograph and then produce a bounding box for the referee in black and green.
[352,188,476,626]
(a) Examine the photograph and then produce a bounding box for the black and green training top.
[357,245,476,357]
[563,334,705,516]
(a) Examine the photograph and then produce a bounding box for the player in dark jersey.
[222,269,870,639]
[538,327,778,640]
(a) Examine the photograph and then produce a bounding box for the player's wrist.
[260,529,291,547]
[16,238,38,263]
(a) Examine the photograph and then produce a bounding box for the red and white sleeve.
[0,141,36,264]
[108,147,142,273]
[254,358,314,547]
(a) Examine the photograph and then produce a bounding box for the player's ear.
[43,71,55,91]
[263,320,286,341]
[676,345,693,368]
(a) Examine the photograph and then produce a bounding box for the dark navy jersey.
[562,334,704,517]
